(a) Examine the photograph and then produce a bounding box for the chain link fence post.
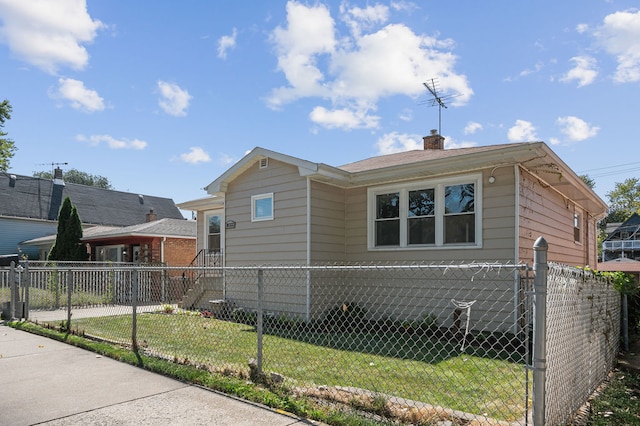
[622,293,629,352]
[132,269,139,350]
[532,236,548,426]
[256,268,263,375]
[23,262,29,320]
[9,261,17,319]
[66,271,72,329]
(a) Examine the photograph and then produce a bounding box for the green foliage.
[0,99,17,172]
[607,178,640,220]
[33,168,113,189]
[580,174,596,189]
[48,197,89,261]
[610,271,638,296]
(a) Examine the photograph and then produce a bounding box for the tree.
[606,178,640,221]
[579,174,596,189]
[0,99,17,172]
[48,197,88,261]
[33,168,113,189]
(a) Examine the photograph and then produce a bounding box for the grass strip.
[6,320,397,426]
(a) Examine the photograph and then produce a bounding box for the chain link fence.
[1,249,622,425]
[544,263,620,425]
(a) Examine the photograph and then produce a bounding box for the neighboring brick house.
[21,214,196,268]
[0,168,185,259]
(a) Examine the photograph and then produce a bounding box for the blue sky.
[1,1,639,217]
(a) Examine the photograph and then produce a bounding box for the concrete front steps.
[179,276,223,310]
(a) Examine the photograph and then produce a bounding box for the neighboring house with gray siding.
[177,133,608,322]
[0,168,185,259]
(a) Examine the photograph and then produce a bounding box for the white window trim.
[573,210,583,245]
[367,174,482,250]
[204,210,224,252]
[251,192,274,222]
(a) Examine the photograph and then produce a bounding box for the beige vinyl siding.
[224,159,308,266]
[518,168,590,266]
[309,180,346,263]
[195,214,206,252]
[344,169,517,263]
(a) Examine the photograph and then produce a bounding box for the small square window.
[252,193,274,221]
[574,212,582,243]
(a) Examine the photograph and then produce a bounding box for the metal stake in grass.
[451,299,475,351]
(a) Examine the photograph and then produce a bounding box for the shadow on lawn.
[226,303,528,365]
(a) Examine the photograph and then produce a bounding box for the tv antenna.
[37,162,68,176]
[422,78,460,135]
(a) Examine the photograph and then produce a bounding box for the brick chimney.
[423,129,444,150]
[53,167,65,186]
[146,209,157,222]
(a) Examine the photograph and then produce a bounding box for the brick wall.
[163,237,197,267]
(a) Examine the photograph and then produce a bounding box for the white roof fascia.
[205,147,321,194]
[176,196,224,211]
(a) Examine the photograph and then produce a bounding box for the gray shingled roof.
[337,143,529,173]
[0,172,184,226]
[82,218,196,240]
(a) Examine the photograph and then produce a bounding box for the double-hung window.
[368,174,480,249]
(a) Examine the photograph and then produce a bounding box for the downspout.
[161,237,166,264]
[306,177,311,322]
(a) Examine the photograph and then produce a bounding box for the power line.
[579,161,640,174]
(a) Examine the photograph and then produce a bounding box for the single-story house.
[179,132,607,267]
[0,168,185,259]
[176,132,608,324]
[20,215,196,267]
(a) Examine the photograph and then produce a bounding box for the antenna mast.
[37,162,68,176]
[422,78,458,135]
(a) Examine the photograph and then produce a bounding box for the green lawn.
[65,312,530,422]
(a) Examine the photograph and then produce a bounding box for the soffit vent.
[259,158,268,169]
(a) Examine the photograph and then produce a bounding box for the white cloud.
[217,28,237,59]
[398,108,413,122]
[54,78,104,112]
[375,132,422,154]
[0,0,104,74]
[309,106,379,129]
[463,121,483,135]
[595,10,640,83]
[576,23,589,34]
[443,136,477,149]
[340,3,389,38]
[267,1,472,130]
[561,56,598,87]
[76,134,147,150]
[180,147,211,164]
[556,116,599,141]
[218,153,236,166]
[507,120,538,142]
[519,61,544,77]
[157,81,192,117]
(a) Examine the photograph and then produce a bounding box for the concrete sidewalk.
[0,324,318,426]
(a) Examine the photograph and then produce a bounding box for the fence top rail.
[20,262,530,273]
